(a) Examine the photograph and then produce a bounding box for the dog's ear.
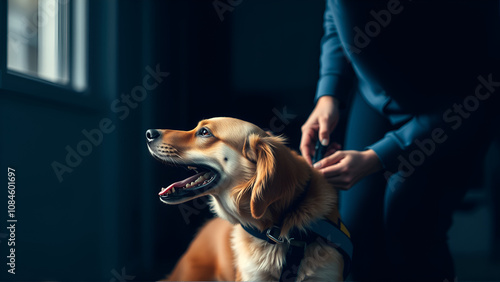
[243,134,284,219]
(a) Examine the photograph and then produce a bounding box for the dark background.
[0,0,499,281]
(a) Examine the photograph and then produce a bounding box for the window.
[6,0,87,92]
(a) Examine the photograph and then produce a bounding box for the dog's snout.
[146,129,161,142]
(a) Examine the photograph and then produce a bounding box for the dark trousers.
[340,92,491,281]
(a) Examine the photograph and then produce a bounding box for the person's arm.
[368,97,491,172]
[315,87,499,189]
[315,0,354,106]
[301,0,354,165]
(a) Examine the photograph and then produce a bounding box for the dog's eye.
[197,127,213,137]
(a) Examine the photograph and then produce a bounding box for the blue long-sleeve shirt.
[316,0,499,171]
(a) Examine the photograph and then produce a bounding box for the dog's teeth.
[203,173,210,179]
[172,187,176,193]
[187,166,199,173]
[185,183,191,188]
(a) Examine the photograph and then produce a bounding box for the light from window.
[7,0,87,91]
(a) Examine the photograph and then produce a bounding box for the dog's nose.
[146,129,161,142]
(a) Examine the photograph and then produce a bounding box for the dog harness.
[241,218,352,281]
[241,178,353,281]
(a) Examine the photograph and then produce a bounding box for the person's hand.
[313,149,382,190]
[300,96,341,165]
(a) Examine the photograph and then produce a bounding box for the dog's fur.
[147,117,344,281]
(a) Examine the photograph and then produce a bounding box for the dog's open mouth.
[159,165,219,202]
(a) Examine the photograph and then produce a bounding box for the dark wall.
[153,0,326,148]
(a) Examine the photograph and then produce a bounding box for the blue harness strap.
[308,219,353,258]
[308,219,353,276]
[241,218,353,281]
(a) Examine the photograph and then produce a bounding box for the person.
[300,1,500,281]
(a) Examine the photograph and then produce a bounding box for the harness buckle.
[266,226,285,244]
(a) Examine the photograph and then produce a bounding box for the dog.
[146,117,350,281]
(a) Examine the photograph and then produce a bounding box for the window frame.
[0,0,103,110]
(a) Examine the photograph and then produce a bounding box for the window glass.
[7,0,87,91]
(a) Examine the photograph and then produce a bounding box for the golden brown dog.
[146,117,347,281]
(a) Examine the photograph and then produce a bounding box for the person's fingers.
[300,124,317,165]
[314,150,345,169]
[325,175,351,190]
[317,116,331,146]
[324,142,342,158]
[319,160,347,179]
[300,143,313,165]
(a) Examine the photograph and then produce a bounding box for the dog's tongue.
[158,171,206,196]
